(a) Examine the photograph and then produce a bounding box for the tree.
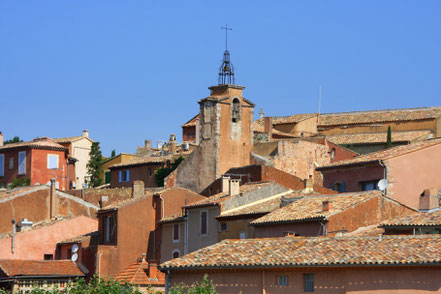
[4,136,23,145]
[154,156,184,186]
[386,126,393,149]
[170,275,217,294]
[86,142,103,188]
[111,149,116,158]
[10,177,31,189]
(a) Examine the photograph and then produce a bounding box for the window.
[9,157,14,170]
[105,171,111,184]
[240,231,246,239]
[361,180,379,191]
[332,182,346,193]
[18,151,26,175]
[232,98,241,122]
[219,222,228,232]
[204,101,212,123]
[0,154,4,177]
[119,170,130,182]
[47,154,59,169]
[103,214,116,244]
[330,148,336,159]
[148,168,152,177]
[200,211,208,235]
[172,250,180,259]
[276,275,288,286]
[304,273,314,292]
[44,254,53,260]
[172,223,180,242]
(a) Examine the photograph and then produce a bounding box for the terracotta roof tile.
[110,155,173,168]
[0,260,85,277]
[381,210,441,227]
[160,235,441,270]
[253,120,296,137]
[53,136,89,143]
[326,130,433,145]
[0,138,67,151]
[57,231,99,245]
[181,114,199,127]
[272,113,317,125]
[250,191,379,225]
[318,138,441,169]
[116,260,165,286]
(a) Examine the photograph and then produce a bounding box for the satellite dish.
[72,244,79,253]
[378,179,388,191]
[71,253,78,262]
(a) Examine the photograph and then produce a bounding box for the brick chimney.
[302,176,314,194]
[82,130,89,138]
[264,117,272,140]
[322,201,331,212]
[147,261,159,280]
[50,179,58,218]
[221,175,231,193]
[132,181,145,198]
[168,134,176,154]
[229,179,240,196]
[419,188,439,212]
[0,132,3,147]
[144,139,151,149]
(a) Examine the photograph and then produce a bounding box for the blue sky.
[1,1,440,155]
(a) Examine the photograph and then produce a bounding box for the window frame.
[360,180,379,191]
[18,151,26,175]
[219,222,228,232]
[172,249,180,259]
[200,210,208,236]
[304,273,314,292]
[172,223,180,243]
[47,154,59,169]
[276,275,288,286]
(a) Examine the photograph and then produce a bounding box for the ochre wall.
[160,221,185,264]
[169,267,441,294]
[110,163,162,188]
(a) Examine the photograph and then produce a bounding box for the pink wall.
[387,143,441,209]
[169,267,441,294]
[0,216,97,260]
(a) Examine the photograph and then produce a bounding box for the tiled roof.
[100,188,165,210]
[0,260,85,277]
[116,259,165,286]
[318,138,441,170]
[326,130,433,145]
[0,138,67,151]
[58,231,99,245]
[380,210,441,227]
[344,224,385,237]
[53,136,89,143]
[181,114,199,127]
[160,235,441,270]
[250,191,379,225]
[253,120,296,137]
[272,113,317,125]
[184,181,277,209]
[109,155,173,168]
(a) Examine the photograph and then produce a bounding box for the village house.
[53,130,93,189]
[250,190,415,238]
[100,153,140,185]
[0,216,97,261]
[317,138,441,209]
[0,183,98,234]
[159,235,441,294]
[0,135,76,190]
[0,259,86,293]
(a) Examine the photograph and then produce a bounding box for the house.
[0,259,85,293]
[317,138,441,209]
[159,235,441,294]
[250,190,415,238]
[0,183,99,234]
[0,136,75,190]
[53,130,93,189]
[0,215,97,260]
[91,185,205,278]
[116,256,165,293]
[159,180,293,263]
[101,153,140,185]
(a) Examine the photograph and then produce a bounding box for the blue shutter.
[0,154,4,177]
[119,171,122,183]
[126,170,130,182]
[340,182,346,193]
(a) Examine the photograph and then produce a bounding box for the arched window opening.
[172,250,180,259]
[232,98,241,123]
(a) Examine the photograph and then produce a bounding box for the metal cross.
[259,108,264,120]
[221,25,232,50]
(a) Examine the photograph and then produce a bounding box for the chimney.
[264,117,273,140]
[148,261,159,280]
[145,139,151,149]
[168,134,176,154]
[221,175,231,193]
[322,201,331,212]
[132,181,145,198]
[229,179,240,196]
[50,179,58,218]
[82,130,89,138]
[419,189,440,212]
[302,176,314,194]
[0,132,3,147]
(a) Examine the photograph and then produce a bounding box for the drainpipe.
[97,251,103,278]
[66,159,69,191]
[11,219,16,254]
[262,270,266,294]
[378,160,387,211]
[165,270,171,294]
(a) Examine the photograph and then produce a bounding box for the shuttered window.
[0,154,4,177]
[200,211,208,235]
[18,151,26,175]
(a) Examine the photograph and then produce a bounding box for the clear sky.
[1,1,440,155]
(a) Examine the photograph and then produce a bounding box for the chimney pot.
[221,175,231,193]
[132,181,145,198]
[82,130,89,137]
[168,134,177,153]
[229,179,241,196]
[145,139,151,149]
[322,201,331,212]
[0,132,3,147]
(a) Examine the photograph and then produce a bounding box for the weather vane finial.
[218,25,235,85]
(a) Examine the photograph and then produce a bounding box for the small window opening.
[232,98,241,123]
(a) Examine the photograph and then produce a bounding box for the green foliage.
[111,149,116,158]
[86,142,104,188]
[4,136,23,145]
[10,177,31,188]
[386,126,393,149]
[170,274,217,294]
[154,156,184,187]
